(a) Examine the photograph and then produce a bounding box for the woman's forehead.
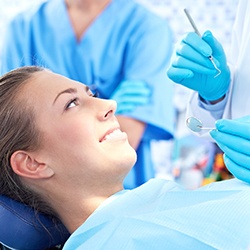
[16,71,72,106]
[25,71,84,93]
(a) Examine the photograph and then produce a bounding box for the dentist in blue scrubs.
[1,0,175,189]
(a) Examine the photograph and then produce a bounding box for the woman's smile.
[99,128,127,143]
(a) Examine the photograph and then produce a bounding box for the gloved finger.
[210,129,250,156]
[223,154,250,183]
[229,116,250,123]
[112,91,149,101]
[215,118,250,140]
[182,32,212,57]
[172,56,217,75]
[117,81,151,96]
[202,30,225,59]
[119,80,148,89]
[119,87,151,96]
[167,67,194,83]
[176,41,215,69]
[113,88,151,99]
[115,104,136,114]
[214,140,250,169]
[167,66,213,92]
[117,95,150,104]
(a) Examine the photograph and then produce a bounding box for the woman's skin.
[10,70,137,233]
[64,0,146,150]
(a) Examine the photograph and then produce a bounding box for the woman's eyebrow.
[53,85,89,104]
[53,87,77,104]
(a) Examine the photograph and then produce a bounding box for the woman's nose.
[98,99,117,120]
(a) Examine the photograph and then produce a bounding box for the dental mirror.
[186,117,215,132]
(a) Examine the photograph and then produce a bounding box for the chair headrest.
[0,195,70,250]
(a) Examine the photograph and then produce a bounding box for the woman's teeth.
[102,129,124,142]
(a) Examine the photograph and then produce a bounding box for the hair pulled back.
[0,66,56,217]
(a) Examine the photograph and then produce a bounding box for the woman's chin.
[117,147,137,170]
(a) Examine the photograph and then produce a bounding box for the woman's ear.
[10,151,54,179]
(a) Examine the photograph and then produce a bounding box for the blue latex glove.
[111,80,151,114]
[210,116,250,184]
[167,30,230,101]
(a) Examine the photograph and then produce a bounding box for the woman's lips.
[100,128,127,142]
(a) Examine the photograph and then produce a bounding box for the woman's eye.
[66,98,79,109]
[91,91,99,98]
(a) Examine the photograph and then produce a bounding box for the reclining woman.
[1,66,250,250]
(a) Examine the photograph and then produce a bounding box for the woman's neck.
[57,195,108,233]
[43,182,124,233]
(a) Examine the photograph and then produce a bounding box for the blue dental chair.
[0,195,70,250]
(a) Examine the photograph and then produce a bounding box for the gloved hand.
[167,30,231,101]
[110,80,151,114]
[210,116,250,184]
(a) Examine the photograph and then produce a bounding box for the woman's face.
[20,70,136,188]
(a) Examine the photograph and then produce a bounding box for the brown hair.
[0,66,56,217]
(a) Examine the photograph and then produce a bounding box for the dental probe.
[183,8,221,77]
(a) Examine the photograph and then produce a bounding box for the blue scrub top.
[1,0,175,188]
[63,178,250,250]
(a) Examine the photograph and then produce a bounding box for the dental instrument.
[184,8,221,77]
[186,116,215,132]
